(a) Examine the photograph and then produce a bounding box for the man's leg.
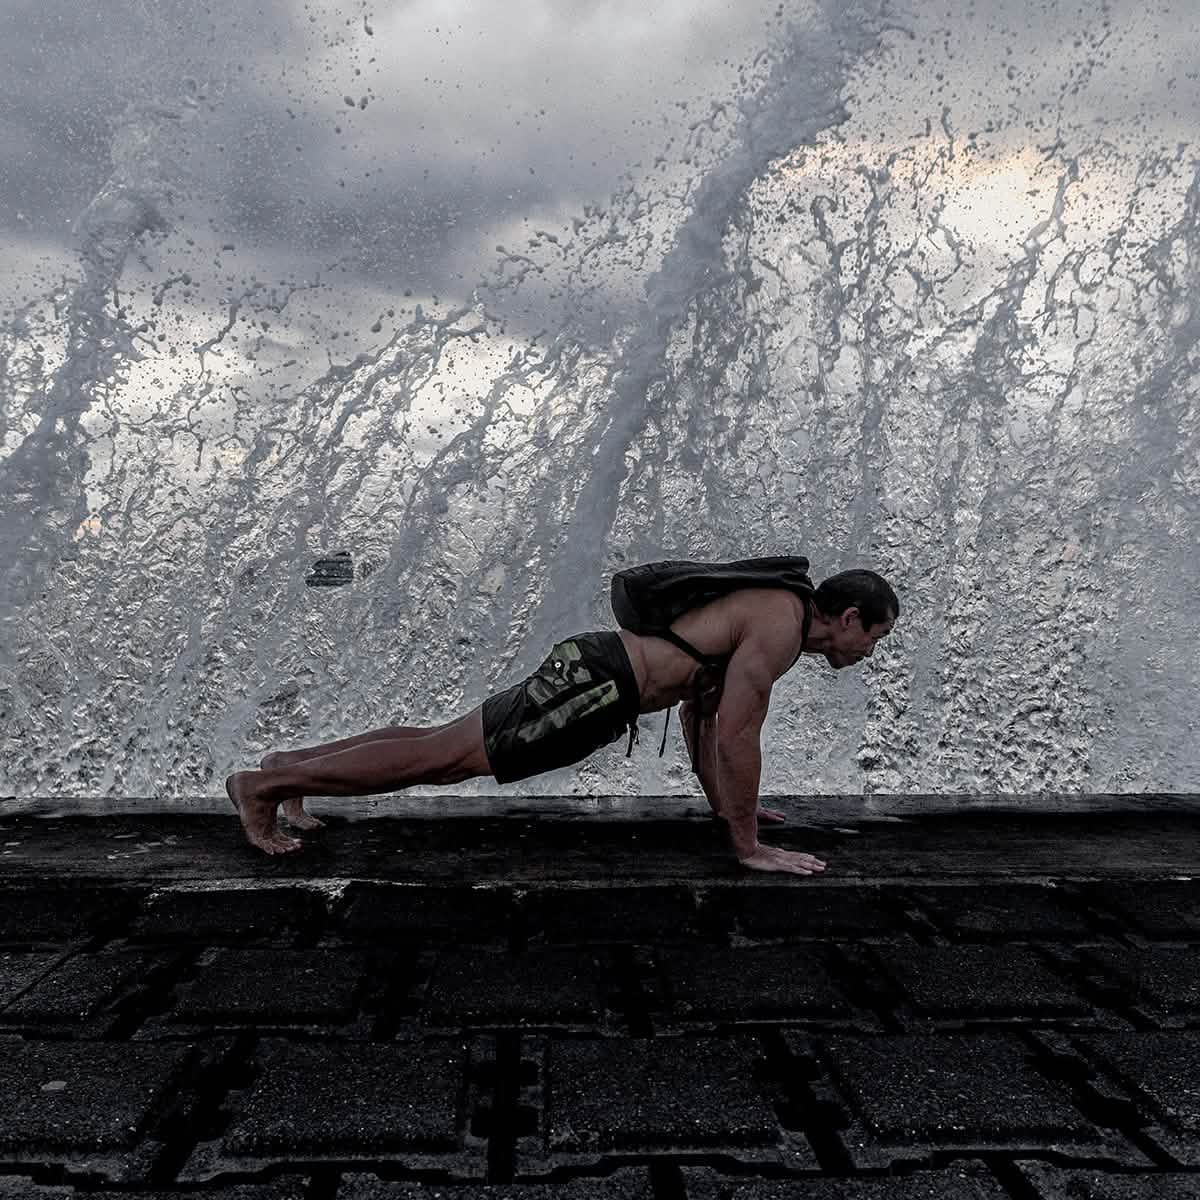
[261,726,433,831]
[226,706,492,855]
[260,724,430,770]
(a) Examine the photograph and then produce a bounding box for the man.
[226,568,898,873]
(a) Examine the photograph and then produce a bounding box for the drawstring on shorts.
[625,708,679,763]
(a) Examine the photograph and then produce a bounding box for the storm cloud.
[1,0,792,303]
[2,0,1197,348]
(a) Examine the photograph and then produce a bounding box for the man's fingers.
[784,852,826,873]
[774,853,825,874]
[739,846,830,875]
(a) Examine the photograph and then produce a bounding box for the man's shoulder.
[667,587,805,668]
[727,585,808,625]
[724,589,807,667]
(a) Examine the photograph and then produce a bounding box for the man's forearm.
[697,761,722,815]
[716,732,762,858]
[697,727,722,814]
[681,705,723,814]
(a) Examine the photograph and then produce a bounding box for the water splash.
[2,0,1198,801]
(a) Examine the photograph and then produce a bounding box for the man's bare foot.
[226,771,303,855]
[259,753,324,831]
[281,798,324,830]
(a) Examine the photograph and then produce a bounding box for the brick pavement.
[0,807,1198,1196]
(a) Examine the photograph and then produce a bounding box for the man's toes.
[281,799,323,830]
[288,812,324,831]
[259,752,284,770]
[245,828,301,855]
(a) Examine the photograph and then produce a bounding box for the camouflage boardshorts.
[481,631,640,784]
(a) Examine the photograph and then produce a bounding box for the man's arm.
[682,703,786,825]
[715,636,826,876]
[679,700,721,816]
[713,657,770,859]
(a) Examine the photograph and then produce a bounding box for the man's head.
[810,569,899,669]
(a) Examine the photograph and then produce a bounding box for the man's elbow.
[716,715,764,759]
[716,692,769,747]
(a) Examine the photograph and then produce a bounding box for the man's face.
[826,607,894,669]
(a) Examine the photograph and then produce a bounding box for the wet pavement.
[1,799,1199,1197]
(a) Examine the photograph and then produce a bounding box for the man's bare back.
[617,587,809,716]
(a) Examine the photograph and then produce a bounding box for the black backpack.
[609,556,815,770]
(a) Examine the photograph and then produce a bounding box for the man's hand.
[738,845,827,875]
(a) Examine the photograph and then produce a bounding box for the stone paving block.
[69,1185,310,1200]
[130,886,324,942]
[337,1166,654,1197]
[423,947,607,1027]
[653,944,876,1030]
[519,1035,815,1173]
[681,1160,1011,1198]
[6,815,1200,1195]
[172,948,366,1023]
[0,1179,73,1198]
[1058,1031,1200,1165]
[1078,946,1200,1027]
[340,883,514,944]
[0,948,166,1031]
[183,1037,484,1180]
[869,944,1094,1026]
[0,887,136,944]
[713,885,910,941]
[1016,1161,1200,1197]
[1080,880,1200,940]
[524,886,700,943]
[798,1032,1142,1169]
[0,1040,193,1180]
[910,884,1096,941]
[0,950,60,1007]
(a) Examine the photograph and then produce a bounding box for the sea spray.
[522,2,889,656]
[1,0,1198,800]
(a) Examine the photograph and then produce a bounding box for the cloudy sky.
[0,1,786,315]
[1,0,1196,368]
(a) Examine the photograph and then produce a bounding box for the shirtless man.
[226,568,898,874]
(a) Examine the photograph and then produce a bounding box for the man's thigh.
[441,705,492,777]
[480,635,635,784]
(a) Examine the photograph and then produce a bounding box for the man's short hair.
[813,569,899,629]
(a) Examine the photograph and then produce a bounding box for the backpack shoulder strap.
[658,627,722,668]
[663,589,813,668]
[668,591,813,774]
[790,594,814,666]
[649,579,813,775]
